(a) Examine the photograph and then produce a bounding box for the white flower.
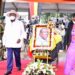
[22,62,55,75]
[42,69,46,73]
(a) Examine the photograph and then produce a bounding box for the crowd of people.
[1,9,75,75]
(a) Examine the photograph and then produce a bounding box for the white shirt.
[2,19,26,48]
[35,36,49,46]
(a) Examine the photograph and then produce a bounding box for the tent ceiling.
[39,3,75,13]
[3,2,75,14]
[4,2,29,12]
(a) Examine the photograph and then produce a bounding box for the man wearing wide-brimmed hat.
[2,10,25,75]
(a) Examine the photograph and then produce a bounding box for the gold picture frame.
[31,24,53,50]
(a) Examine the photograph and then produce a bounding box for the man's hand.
[17,39,21,43]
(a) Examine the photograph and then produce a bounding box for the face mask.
[9,16,16,20]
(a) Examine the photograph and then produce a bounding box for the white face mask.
[9,16,16,20]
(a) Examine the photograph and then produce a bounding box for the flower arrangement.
[33,50,49,56]
[22,59,55,75]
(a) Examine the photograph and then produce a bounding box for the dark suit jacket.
[66,20,73,46]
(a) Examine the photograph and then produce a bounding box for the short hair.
[71,13,75,18]
[40,28,48,33]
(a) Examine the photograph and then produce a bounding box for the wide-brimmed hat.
[7,10,19,18]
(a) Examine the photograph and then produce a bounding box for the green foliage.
[0,16,5,20]
[37,59,43,69]
[40,13,71,24]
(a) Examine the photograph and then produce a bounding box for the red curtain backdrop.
[29,2,34,18]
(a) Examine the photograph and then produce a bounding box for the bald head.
[39,28,48,40]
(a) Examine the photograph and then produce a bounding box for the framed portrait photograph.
[31,24,54,50]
